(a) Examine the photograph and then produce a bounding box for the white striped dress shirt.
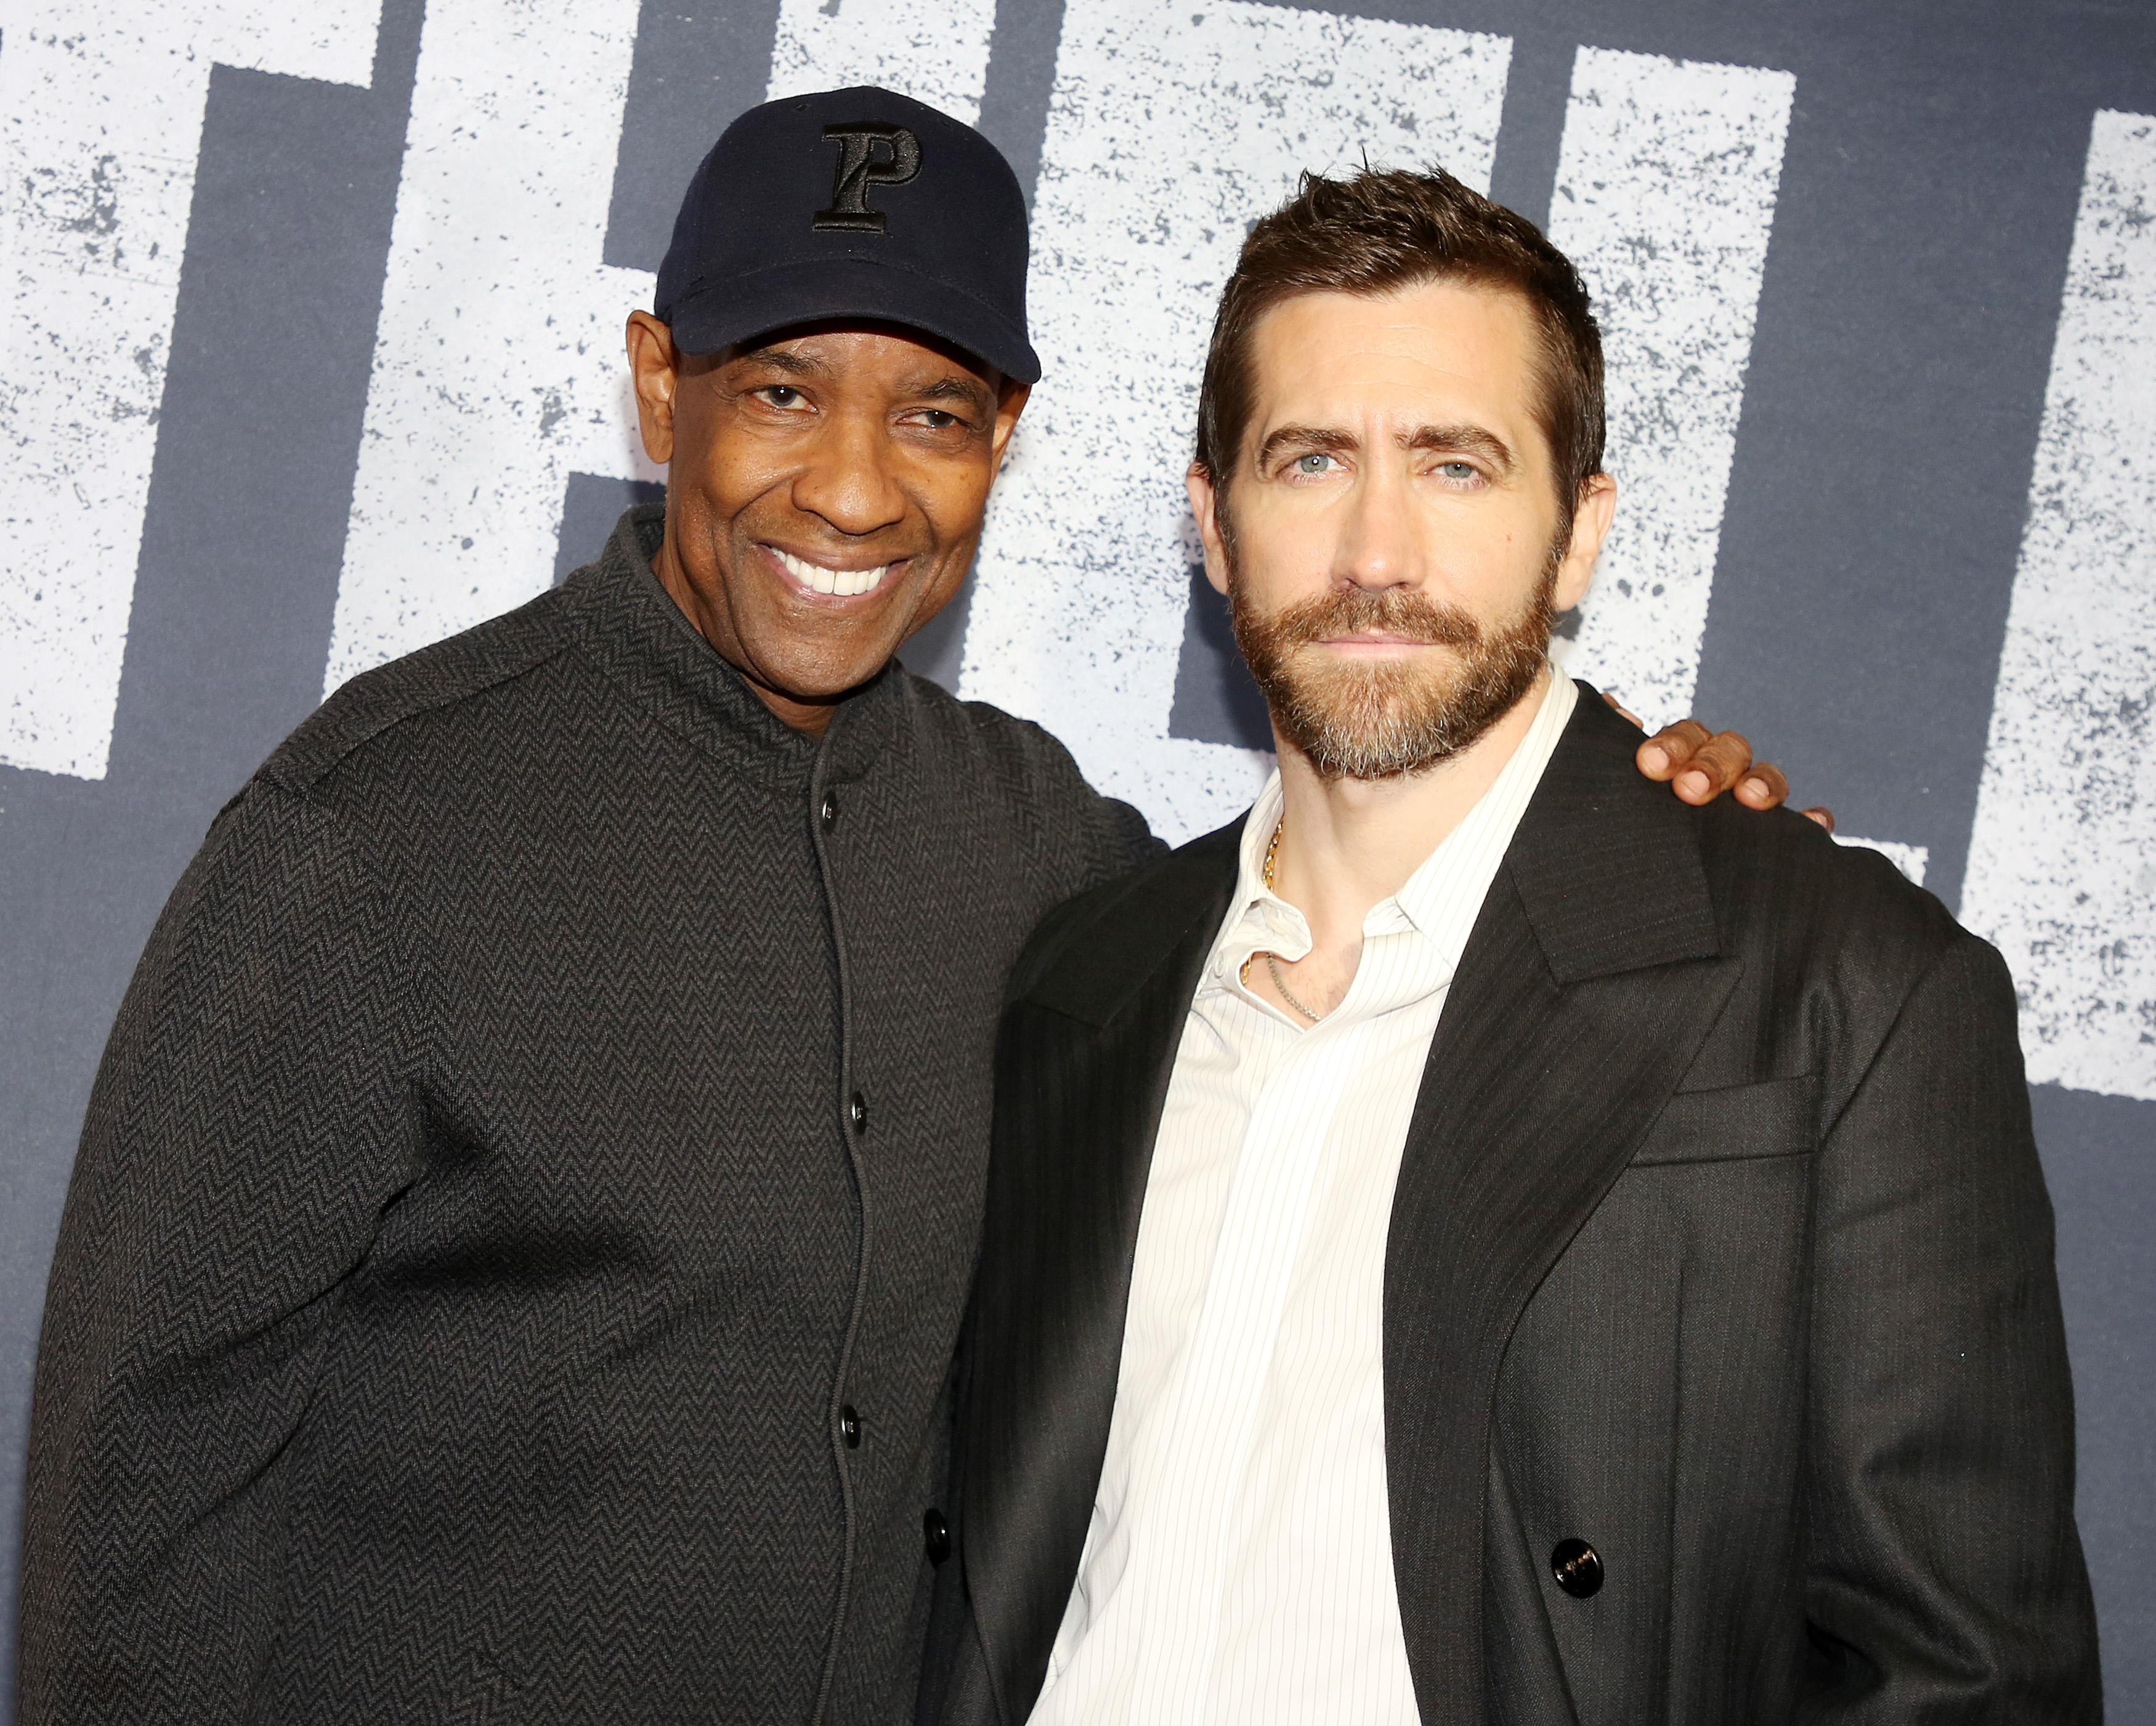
[1029,665,1578,1726]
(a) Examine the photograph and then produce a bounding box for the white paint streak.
[958,0,1511,843]
[322,0,656,694]
[766,0,996,127]
[0,0,380,778]
[1960,110,2156,1102]
[1832,833,1928,888]
[1546,47,1794,728]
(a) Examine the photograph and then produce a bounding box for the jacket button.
[820,790,838,830]
[839,1405,861,1449]
[1550,1538,1603,1598]
[923,1507,951,1566]
[848,1092,867,1135]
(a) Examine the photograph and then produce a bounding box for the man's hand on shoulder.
[1603,692,1835,830]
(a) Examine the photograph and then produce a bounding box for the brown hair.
[1193,166,1605,525]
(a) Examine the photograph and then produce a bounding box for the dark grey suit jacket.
[922,690,2100,1725]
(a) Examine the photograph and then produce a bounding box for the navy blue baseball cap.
[654,87,1040,385]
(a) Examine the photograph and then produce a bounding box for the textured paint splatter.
[322,0,657,694]
[1545,47,1794,729]
[0,2,380,778]
[1960,111,2156,1103]
[766,0,995,126]
[957,0,1512,843]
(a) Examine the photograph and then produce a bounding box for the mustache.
[1249,583,1486,650]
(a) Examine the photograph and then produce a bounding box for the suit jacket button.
[1550,1538,1603,1598]
[848,1092,868,1135]
[838,1404,861,1448]
[821,791,838,831]
[923,1507,952,1566]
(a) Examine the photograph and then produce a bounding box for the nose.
[1334,460,1421,593]
[790,407,910,539]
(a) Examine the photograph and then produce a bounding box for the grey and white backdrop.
[1,0,2150,1711]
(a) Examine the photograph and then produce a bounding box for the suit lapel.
[962,821,1245,1719]
[1384,691,1741,1726]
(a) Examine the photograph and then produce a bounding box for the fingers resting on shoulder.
[1601,692,1835,831]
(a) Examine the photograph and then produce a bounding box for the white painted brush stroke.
[958,0,1512,844]
[1546,47,1794,729]
[1960,110,2156,1103]
[766,0,997,128]
[1832,833,1928,888]
[0,0,381,778]
[322,0,657,694]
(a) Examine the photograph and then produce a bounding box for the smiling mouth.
[769,545,896,599]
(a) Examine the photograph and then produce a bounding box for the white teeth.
[774,547,890,598]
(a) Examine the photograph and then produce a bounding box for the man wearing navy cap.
[20,89,1796,1725]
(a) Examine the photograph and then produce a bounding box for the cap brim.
[662,256,1040,385]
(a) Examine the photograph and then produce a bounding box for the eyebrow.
[1255,424,1356,470]
[731,347,992,413]
[1254,421,1519,475]
[1405,423,1518,473]
[733,346,826,378]
[915,375,995,411]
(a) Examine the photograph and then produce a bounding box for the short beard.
[1228,546,1559,783]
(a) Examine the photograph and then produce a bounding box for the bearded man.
[923,168,2099,1725]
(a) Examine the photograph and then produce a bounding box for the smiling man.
[927,169,2098,1724]
[23,95,1797,1726]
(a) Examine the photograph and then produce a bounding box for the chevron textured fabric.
[20,506,1154,1725]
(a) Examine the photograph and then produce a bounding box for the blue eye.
[1295,453,1333,474]
[1437,460,1477,482]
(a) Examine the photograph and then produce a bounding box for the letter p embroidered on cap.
[815,123,922,232]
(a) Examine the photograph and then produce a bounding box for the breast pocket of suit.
[1629,1072,1821,1167]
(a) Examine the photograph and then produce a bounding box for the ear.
[1186,464,1233,598]
[1552,471,1616,614]
[625,311,679,467]
[989,380,1031,476]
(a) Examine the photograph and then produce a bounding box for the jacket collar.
[565,504,905,793]
[1503,687,1722,981]
[1020,816,1248,1026]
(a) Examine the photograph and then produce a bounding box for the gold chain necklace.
[1243,817,1323,1023]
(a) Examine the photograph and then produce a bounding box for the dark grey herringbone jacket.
[21,507,1152,1725]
